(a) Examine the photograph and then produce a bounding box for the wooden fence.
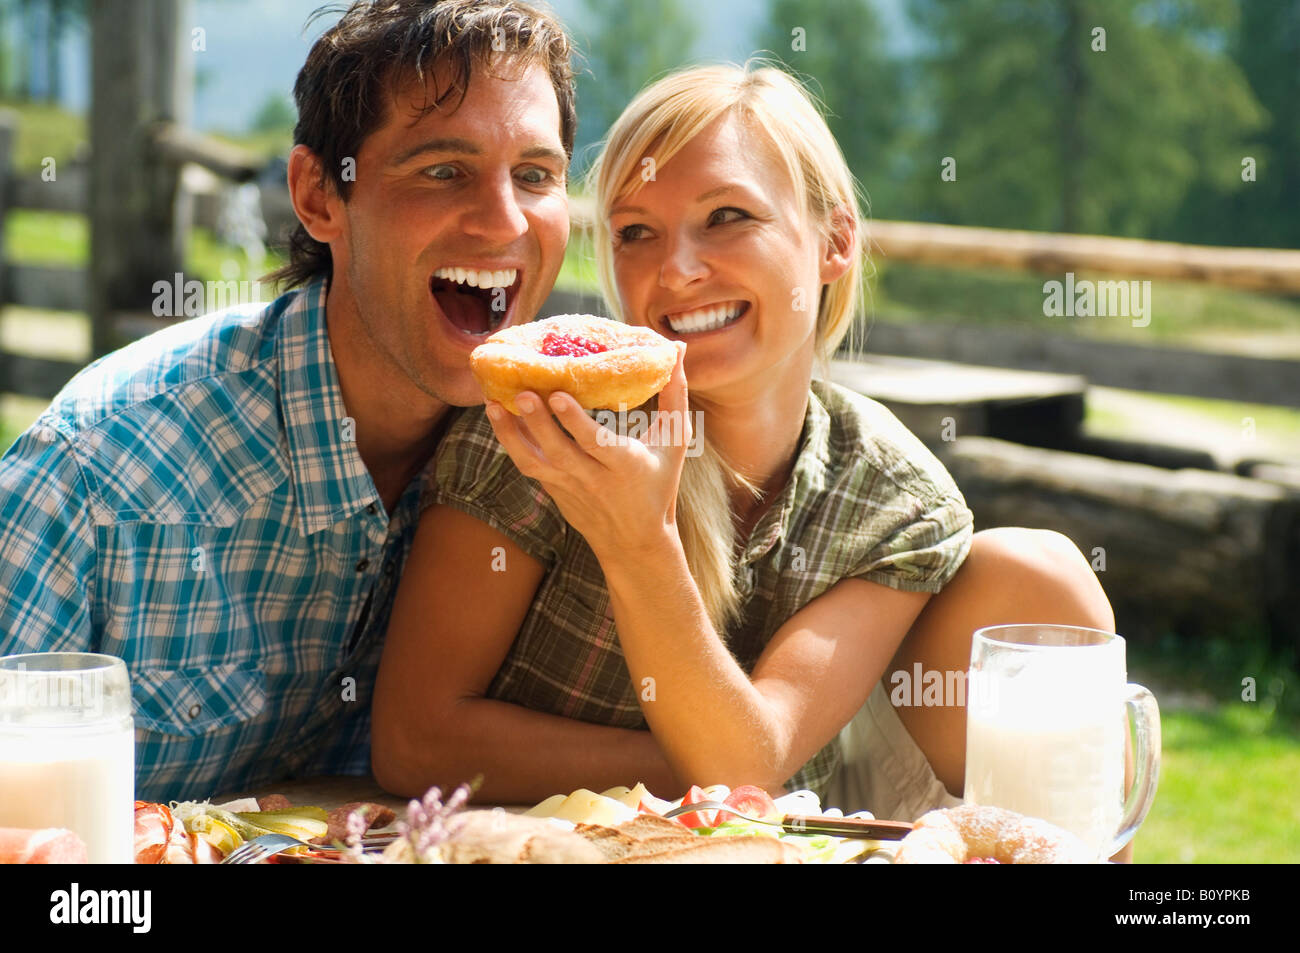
[2,122,1298,407]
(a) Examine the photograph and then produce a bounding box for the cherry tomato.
[723,784,780,821]
[636,791,673,816]
[672,785,719,828]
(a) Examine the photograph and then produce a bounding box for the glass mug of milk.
[964,625,1160,862]
[0,653,135,862]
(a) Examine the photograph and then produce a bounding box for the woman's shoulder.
[809,379,962,508]
[803,380,973,592]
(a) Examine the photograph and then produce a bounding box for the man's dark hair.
[269,0,576,290]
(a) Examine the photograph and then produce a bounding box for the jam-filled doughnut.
[893,805,1095,864]
[470,314,678,414]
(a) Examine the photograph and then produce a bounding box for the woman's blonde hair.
[587,62,867,635]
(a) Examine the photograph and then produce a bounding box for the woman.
[371,63,1113,820]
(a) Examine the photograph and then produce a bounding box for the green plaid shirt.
[427,379,973,795]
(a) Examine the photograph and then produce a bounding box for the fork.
[220,833,307,864]
[661,800,914,840]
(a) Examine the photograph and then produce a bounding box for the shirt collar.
[277,277,380,536]
[739,382,833,563]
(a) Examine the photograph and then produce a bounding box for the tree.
[251,92,296,135]
[1166,2,1300,249]
[906,0,1265,238]
[754,0,907,217]
[570,0,699,176]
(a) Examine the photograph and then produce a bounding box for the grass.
[0,100,87,172]
[1126,633,1300,863]
[1134,706,1300,863]
[867,260,1300,354]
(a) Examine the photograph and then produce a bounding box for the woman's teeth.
[666,302,744,334]
[432,266,517,289]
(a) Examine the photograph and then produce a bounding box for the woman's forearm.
[371,693,681,804]
[594,530,795,790]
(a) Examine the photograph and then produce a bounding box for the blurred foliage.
[0,0,85,103]
[568,0,699,176]
[903,0,1265,237]
[1158,2,1300,248]
[0,97,83,171]
[754,0,907,215]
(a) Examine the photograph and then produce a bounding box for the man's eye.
[423,165,458,181]
[517,167,554,185]
[616,224,648,242]
[709,207,748,225]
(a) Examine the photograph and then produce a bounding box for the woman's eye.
[423,164,458,181]
[709,207,748,226]
[616,224,648,242]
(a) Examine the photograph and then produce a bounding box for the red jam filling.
[540,332,609,357]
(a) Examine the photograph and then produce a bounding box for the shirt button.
[384,561,394,576]
[366,503,377,515]
[187,704,201,720]
[355,558,370,573]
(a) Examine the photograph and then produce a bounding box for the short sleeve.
[825,387,974,593]
[0,420,98,656]
[424,406,568,568]
[848,491,973,592]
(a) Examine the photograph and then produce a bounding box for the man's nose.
[659,232,709,291]
[462,172,528,243]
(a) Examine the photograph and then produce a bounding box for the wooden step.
[830,355,1087,447]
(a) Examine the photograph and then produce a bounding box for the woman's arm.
[371,502,681,803]
[600,532,931,789]
[483,357,932,789]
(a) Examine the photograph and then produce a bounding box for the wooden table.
[218,775,528,815]
[218,775,410,814]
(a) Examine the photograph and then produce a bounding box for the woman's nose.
[658,232,709,290]
[462,172,528,244]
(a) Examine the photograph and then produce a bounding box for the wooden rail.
[569,195,1300,294]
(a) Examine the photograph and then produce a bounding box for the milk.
[964,652,1125,860]
[0,721,135,864]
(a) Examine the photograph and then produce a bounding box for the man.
[0,0,574,801]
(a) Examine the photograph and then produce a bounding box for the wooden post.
[0,110,15,311]
[88,0,188,358]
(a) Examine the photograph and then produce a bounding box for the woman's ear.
[287,144,345,244]
[819,205,857,285]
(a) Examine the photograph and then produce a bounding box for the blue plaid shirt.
[0,277,429,801]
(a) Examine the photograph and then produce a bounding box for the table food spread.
[0,779,1095,865]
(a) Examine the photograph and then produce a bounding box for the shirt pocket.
[130,662,266,737]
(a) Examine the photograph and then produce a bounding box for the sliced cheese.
[523,794,569,818]
[528,788,637,826]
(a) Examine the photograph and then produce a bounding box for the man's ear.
[287,144,345,244]
[819,205,857,285]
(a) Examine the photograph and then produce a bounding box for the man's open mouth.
[430,266,522,336]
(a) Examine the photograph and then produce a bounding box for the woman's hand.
[483,341,689,561]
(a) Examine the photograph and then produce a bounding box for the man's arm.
[0,423,98,656]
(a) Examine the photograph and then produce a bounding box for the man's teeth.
[432,266,518,289]
[667,303,744,334]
